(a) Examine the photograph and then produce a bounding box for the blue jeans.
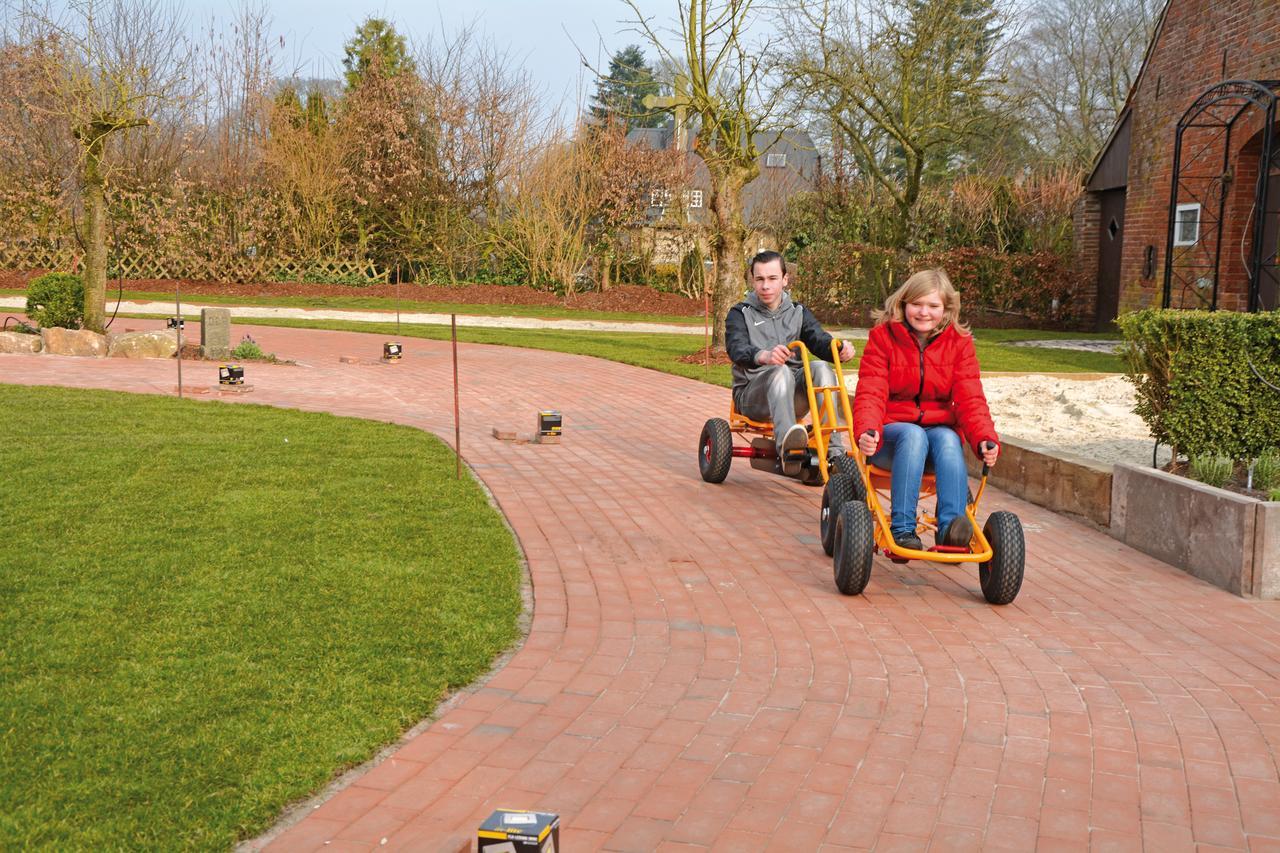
[866,423,968,537]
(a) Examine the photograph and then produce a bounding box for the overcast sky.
[187,0,674,115]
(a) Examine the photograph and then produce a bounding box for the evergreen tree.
[589,45,663,130]
[342,17,414,90]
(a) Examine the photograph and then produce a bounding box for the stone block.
[1112,463,1257,596]
[40,327,108,357]
[108,329,178,359]
[201,307,232,358]
[1253,501,1280,599]
[965,437,1112,527]
[0,330,41,353]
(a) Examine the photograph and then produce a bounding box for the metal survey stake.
[175,283,183,398]
[452,313,461,479]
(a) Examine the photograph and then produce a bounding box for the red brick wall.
[1117,0,1280,313]
[1072,193,1100,323]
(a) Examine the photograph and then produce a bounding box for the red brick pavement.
[5,322,1280,852]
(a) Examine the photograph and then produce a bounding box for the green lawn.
[0,287,704,326]
[0,386,523,848]
[162,315,1123,384]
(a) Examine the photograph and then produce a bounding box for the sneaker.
[778,423,809,476]
[892,530,923,551]
[941,516,974,547]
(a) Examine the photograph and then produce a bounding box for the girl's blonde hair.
[875,268,969,336]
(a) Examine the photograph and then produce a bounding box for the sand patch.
[982,375,1169,467]
[845,373,1169,468]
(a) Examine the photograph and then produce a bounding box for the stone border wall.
[965,438,1113,528]
[1112,463,1280,598]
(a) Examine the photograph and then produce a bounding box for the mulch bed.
[677,348,734,366]
[1,271,705,317]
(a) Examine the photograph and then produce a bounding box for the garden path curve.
[4,322,1280,852]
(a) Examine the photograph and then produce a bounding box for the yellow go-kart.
[697,340,859,488]
[696,338,1026,605]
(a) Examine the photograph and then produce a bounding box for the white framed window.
[765,151,787,168]
[686,189,703,208]
[1173,202,1201,246]
[650,188,671,208]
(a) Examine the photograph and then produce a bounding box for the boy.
[725,251,855,475]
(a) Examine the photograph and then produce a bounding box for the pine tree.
[589,45,663,130]
[342,18,414,90]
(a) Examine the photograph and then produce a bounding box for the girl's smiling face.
[905,289,946,337]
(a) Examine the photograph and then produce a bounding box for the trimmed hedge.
[788,242,1088,327]
[1118,309,1280,460]
[25,272,84,329]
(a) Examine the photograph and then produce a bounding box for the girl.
[852,269,1000,551]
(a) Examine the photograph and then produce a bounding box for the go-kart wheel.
[820,473,856,556]
[833,501,875,595]
[831,454,857,478]
[698,418,733,483]
[979,511,1025,605]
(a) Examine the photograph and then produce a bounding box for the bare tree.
[1008,0,1160,167]
[783,0,1012,248]
[625,0,784,349]
[5,0,194,331]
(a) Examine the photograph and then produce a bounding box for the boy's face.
[751,258,789,310]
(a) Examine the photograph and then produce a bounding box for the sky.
[187,0,675,115]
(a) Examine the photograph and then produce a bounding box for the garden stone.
[201,308,231,358]
[108,329,178,359]
[0,330,42,353]
[41,327,108,357]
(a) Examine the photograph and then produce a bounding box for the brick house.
[1079,0,1280,327]
[626,122,820,263]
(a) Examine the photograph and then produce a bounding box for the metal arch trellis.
[1164,79,1280,312]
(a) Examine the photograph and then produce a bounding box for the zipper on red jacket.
[913,332,939,423]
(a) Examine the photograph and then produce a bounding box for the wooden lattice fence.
[0,241,388,285]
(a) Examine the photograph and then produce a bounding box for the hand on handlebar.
[980,440,999,467]
[857,430,879,456]
[757,345,792,365]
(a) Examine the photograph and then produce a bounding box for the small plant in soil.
[1188,454,1233,488]
[1251,448,1280,493]
[231,334,272,361]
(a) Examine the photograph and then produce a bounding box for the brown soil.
[1,270,705,317]
[1163,459,1275,501]
[677,347,734,366]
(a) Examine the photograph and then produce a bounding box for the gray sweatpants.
[736,363,848,454]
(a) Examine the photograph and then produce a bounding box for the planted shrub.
[1188,454,1234,488]
[1252,448,1280,493]
[230,335,268,360]
[1118,309,1280,461]
[25,272,85,329]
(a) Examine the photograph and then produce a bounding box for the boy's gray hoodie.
[724,290,836,404]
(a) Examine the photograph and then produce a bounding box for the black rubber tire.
[833,501,875,595]
[829,454,867,500]
[820,473,856,556]
[979,511,1025,605]
[698,418,733,483]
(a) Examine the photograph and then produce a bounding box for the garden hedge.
[1118,309,1280,460]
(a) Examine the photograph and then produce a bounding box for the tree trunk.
[599,247,612,291]
[82,136,107,333]
[708,164,754,350]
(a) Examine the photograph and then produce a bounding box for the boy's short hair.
[749,250,787,275]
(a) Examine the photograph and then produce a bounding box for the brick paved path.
[5,323,1280,852]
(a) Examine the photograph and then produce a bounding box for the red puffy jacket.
[852,321,999,455]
